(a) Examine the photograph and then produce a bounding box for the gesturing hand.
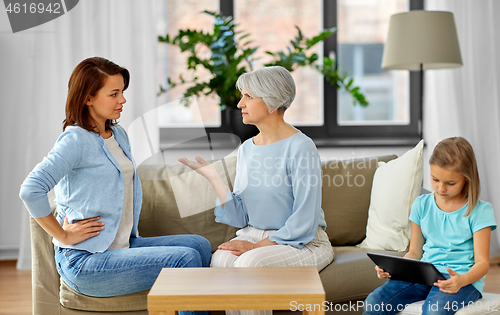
[434,268,465,294]
[178,156,218,181]
[62,216,104,245]
[218,240,256,256]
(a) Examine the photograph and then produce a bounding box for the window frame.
[308,0,424,147]
[163,0,424,147]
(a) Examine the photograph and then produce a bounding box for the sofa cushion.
[359,140,423,251]
[137,156,238,252]
[321,247,405,304]
[321,155,397,246]
[59,280,148,312]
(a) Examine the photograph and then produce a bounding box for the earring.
[269,110,275,114]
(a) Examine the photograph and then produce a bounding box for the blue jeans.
[363,275,482,315]
[55,234,212,315]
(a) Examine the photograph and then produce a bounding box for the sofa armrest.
[29,198,62,315]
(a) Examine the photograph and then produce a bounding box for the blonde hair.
[429,137,480,216]
[235,66,296,112]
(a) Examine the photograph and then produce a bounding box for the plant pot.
[225,107,259,143]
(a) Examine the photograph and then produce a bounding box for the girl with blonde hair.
[364,137,497,315]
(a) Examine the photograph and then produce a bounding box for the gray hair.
[236,66,296,112]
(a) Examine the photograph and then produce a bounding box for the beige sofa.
[30,154,406,315]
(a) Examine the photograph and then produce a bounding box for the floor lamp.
[382,11,463,139]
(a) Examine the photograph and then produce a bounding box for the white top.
[104,133,134,250]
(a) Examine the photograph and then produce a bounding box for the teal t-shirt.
[409,193,497,293]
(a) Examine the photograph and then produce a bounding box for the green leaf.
[239,33,251,40]
[242,40,255,47]
[346,78,354,88]
[306,27,337,49]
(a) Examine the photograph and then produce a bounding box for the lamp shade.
[382,11,463,70]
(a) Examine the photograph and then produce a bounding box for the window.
[234,0,323,126]
[156,0,220,128]
[157,0,423,147]
[318,0,423,146]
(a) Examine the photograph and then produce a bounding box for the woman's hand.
[434,268,465,294]
[218,240,256,256]
[178,156,218,181]
[61,216,104,245]
[178,156,230,207]
[375,265,391,279]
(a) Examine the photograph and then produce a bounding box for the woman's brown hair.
[63,57,130,133]
[429,137,480,216]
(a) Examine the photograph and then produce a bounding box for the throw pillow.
[358,139,424,251]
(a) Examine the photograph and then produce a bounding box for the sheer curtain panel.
[0,0,157,269]
[423,0,500,256]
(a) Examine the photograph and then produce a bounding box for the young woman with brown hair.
[20,57,211,315]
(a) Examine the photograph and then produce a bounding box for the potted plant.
[158,10,367,140]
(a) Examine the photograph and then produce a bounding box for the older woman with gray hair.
[179,66,333,315]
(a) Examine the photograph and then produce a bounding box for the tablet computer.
[367,252,446,286]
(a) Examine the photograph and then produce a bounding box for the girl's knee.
[362,290,402,315]
[363,293,382,315]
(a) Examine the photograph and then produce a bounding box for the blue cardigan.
[19,125,143,253]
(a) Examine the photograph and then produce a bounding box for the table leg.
[303,310,325,315]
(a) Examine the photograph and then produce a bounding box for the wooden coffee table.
[148,267,325,315]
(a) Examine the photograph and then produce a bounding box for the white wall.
[0,7,64,260]
[0,1,158,265]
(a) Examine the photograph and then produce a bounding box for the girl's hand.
[218,240,256,256]
[375,265,391,279]
[62,216,104,245]
[434,268,465,294]
[178,156,218,181]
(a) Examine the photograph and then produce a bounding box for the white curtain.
[423,0,500,256]
[0,0,157,269]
